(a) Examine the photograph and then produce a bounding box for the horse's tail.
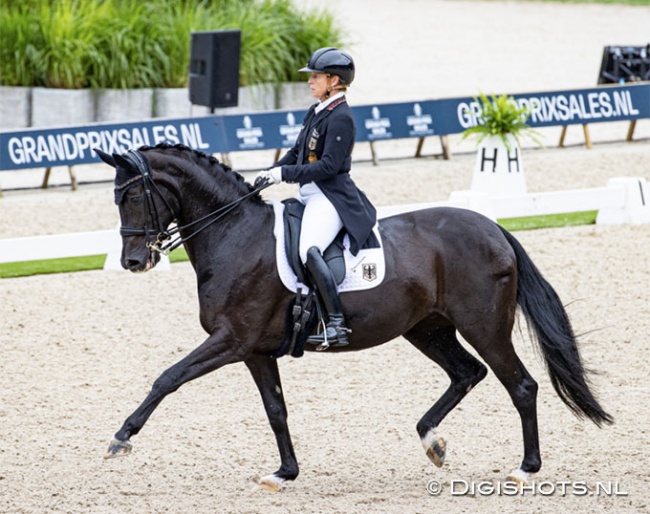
[498,226,614,427]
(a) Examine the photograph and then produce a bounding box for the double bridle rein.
[118,149,270,254]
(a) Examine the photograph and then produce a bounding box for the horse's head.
[95,148,176,272]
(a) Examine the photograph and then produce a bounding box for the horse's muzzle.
[122,249,160,272]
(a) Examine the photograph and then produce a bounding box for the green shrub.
[35,0,98,88]
[88,1,168,89]
[153,2,215,88]
[0,0,347,89]
[0,7,42,86]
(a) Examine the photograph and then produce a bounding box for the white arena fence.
[1,177,647,271]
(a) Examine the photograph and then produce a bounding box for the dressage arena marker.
[0,177,648,268]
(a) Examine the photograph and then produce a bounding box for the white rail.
[1,177,647,268]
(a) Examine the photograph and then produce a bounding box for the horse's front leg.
[105,331,246,458]
[245,354,298,492]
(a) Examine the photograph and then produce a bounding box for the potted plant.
[1,0,346,128]
[461,93,543,196]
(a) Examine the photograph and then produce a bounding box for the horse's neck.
[173,168,248,231]
[178,191,274,270]
[157,158,274,270]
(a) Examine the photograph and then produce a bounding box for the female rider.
[256,47,377,347]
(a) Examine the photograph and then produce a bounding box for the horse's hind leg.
[245,354,298,492]
[461,325,541,483]
[404,324,488,467]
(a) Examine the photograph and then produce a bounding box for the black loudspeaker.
[597,45,650,84]
[189,30,241,109]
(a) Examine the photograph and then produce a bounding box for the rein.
[120,149,271,254]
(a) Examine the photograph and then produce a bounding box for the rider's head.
[300,47,355,100]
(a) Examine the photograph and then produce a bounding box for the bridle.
[118,149,271,254]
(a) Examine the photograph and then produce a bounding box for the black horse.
[95,143,612,492]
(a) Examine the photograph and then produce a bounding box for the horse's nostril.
[125,259,144,271]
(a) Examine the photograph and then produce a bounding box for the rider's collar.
[315,92,345,114]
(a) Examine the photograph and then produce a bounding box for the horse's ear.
[113,153,133,170]
[94,148,115,168]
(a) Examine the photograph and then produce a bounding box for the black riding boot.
[305,246,349,347]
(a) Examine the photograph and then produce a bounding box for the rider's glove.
[255,166,282,187]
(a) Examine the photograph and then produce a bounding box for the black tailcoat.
[276,97,377,255]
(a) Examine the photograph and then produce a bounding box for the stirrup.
[307,323,350,350]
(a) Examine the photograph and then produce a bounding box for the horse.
[94,143,613,492]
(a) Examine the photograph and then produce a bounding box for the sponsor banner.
[436,84,650,134]
[219,109,307,152]
[0,116,224,171]
[353,101,437,142]
[1,85,648,172]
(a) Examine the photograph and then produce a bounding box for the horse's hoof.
[104,438,133,459]
[506,468,530,487]
[252,474,285,493]
[421,430,446,468]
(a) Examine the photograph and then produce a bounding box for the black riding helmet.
[299,47,355,85]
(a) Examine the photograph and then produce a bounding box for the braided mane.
[138,142,263,202]
[139,142,232,171]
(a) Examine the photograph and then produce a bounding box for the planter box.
[240,83,275,111]
[31,87,95,127]
[153,88,194,119]
[95,88,153,123]
[276,82,311,110]
[211,83,276,115]
[0,86,31,129]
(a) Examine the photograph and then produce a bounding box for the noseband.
[118,149,270,254]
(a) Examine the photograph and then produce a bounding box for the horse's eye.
[127,192,143,205]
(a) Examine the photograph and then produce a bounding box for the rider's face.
[308,72,338,101]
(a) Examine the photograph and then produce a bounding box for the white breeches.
[298,183,344,264]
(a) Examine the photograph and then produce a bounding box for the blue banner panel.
[0,116,226,171]
[218,109,307,152]
[433,84,650,134]
[1,84,648,172]
[353,101,438,142]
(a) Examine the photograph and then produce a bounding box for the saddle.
[272,199,385,359]
[272,198,345,359]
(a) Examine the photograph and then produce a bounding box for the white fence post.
[596,177,650,225]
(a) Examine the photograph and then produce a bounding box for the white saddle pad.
[271,201,386,293]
